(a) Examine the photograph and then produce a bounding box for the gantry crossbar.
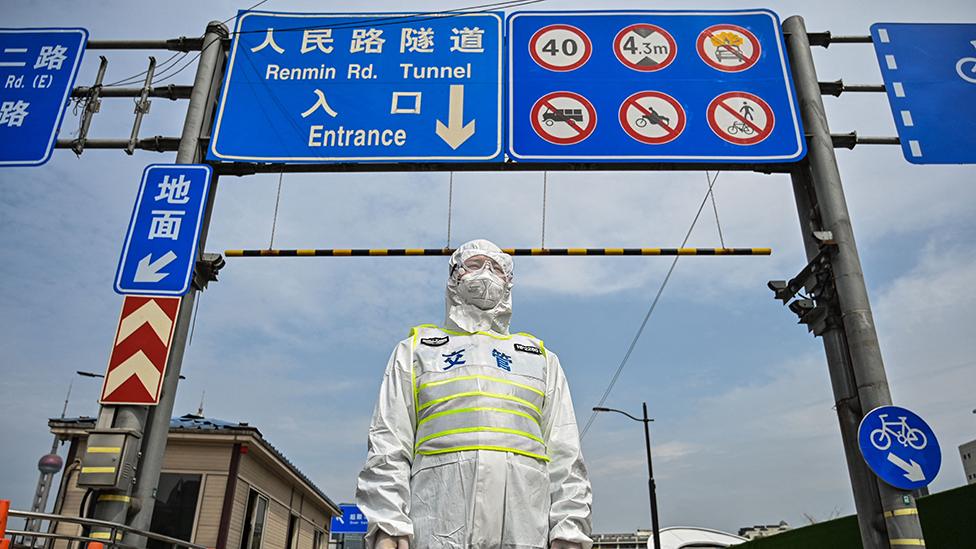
[224,247,772,257]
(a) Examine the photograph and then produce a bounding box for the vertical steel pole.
[642,403,662,549]
[85,20,227,545]
[783,15,925,549]
[124,20,228,547]
[791,163,890,548]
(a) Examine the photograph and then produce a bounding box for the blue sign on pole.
[208,12,503,163]
[871,23,976,164]
[857,405,941,490]
[0,28,87,167]
[507,10,805,163]
[331,504,368,534]
[115,165,212,296]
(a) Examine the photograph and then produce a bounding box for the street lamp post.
[593,402,661,549]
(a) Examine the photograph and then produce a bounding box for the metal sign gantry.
[2,10,942,549]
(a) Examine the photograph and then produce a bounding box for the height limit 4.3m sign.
[208,11,503,163]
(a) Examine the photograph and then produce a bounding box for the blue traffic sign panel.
[0,28,87,167]
[115,165,212,296]
[857,405,941,490]
[507,10,805,163]
[871,23,976,164]
[331,504,368,534]
[208,11,503,163]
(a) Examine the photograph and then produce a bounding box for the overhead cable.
[580,171,722,439]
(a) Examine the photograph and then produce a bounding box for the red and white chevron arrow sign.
[100,295,181,405]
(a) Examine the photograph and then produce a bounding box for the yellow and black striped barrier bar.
[224,247,772,257]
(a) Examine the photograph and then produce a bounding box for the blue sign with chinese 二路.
[0,28,87,167]
[208,11,503,163]
[115,165,212,297]
[331,504,368,534]
[857,405,941,490]
[871,23,976,164]
[507,10,805,163]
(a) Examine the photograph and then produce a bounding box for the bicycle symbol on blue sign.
[857,405,940,490]
[957,40,976,84]
[868,414,928,451]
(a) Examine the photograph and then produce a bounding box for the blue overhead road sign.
[508,10,805,163]
[871,23,976,164]
[208,11,503,163]
[858,405,941,490]
[0,28,87,167]
[331,504,368,534]
[115,165,212,296]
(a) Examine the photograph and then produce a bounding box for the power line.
[103,0,272,88]
[124,0,549,88]
[580,171,722,439]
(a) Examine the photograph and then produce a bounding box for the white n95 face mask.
[457,270,507,310]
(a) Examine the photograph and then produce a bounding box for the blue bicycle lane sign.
[857,405,941,490]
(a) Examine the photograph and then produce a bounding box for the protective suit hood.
[445,239,513,335]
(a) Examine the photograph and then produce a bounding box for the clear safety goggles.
[451,251,513,281]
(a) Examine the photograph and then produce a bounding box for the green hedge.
[736,483,976,549]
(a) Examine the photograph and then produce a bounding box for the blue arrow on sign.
[331,504,368,534]
[857,405,941,490]
[114,165,212,296]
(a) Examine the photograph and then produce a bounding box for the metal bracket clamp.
[192,252,225,291]
[72,56,108,155]
[126,57,157,155]
[768,234,839,336]
[77,429,142,490]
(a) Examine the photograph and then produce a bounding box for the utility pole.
[783,16,925,549]
[592,404,661,549]
[86,21,228,546]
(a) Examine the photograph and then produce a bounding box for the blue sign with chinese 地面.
[507,10,805,163]
[0,28,87,167]
[208,11,503,163]
[115,165,212,296]
[331,504,368,534]
[857,405,941,490]
[871,23,976,164]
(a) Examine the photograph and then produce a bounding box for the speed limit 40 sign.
[529,24,592,71]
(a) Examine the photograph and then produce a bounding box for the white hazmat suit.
[357,239,593,549]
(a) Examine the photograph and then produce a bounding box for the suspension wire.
[580,172,722,439]
[446,172,454,248]
[270,170,284,249]
[706,171,726,248]
[188,292,202,346]
[104,51,184,88]
[541,172,548,248]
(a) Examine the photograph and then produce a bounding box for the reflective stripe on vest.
[415,365,548,461]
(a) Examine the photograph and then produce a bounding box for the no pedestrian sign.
[508,10,805,163]
[208,11,503,163]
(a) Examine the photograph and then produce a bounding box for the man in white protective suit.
[356,239,593,549]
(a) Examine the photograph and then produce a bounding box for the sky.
[2,0,976,538]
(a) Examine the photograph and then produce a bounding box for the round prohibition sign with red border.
[613,24,677,72]
[707,91,774,145]
[529,24,593,72]
[618,91,686,145]
[531,91,597,145]
[697,24,761,73]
